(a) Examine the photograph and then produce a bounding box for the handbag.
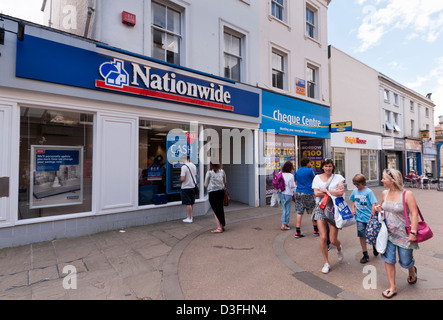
[318,174,334,210]
[223,188,230,206]
[185,164,199,195]
[333,195,356,228]
[365,213,382,245]
[402,191,433,243]
[376,211,388,254]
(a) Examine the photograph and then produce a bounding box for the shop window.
[18,107,93,219]
[361,150,378,181]
[333,150,345,177]
[138,120,199,205]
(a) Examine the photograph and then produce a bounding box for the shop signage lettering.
[345,136,367,145]
[16,35,260,117]
[96,58,234,112]
[272,109,322,127]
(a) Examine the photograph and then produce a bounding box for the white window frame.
[271,0,286,22]
[222,26,245,82]
[306,63,319,99]
[271,50,286,90]
[306,5,317,40]
[151,1,183,65]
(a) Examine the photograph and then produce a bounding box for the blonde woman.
[375,168,419,299]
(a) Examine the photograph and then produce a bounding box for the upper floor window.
[410,101,414,112]
[224,30,243,82]
[384,89,390,102]
[272,51,285,89]
[151,2,182,65]
[306,6,317,39]
[425,107,430,118]
[394,93,399,105]
[271,0,285,21]
[307,64,318,99]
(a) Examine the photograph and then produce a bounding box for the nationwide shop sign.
[16,35,260,118]
[30,146,83,209]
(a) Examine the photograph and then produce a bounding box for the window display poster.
[30,146,83,209]
[300,140,323,175]
[166,132,198,194]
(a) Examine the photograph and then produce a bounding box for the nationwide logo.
[96,58,234,112]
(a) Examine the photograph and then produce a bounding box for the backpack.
[273,171,285,192]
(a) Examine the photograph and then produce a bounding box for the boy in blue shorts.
[350,174,378,264]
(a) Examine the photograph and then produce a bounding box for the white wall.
[329,46,380,132]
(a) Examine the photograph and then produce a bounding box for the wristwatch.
[410,231,417,236]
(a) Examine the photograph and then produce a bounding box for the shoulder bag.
[185,164,199,195]
[402,191,433,243]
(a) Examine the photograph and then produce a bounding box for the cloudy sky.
[328,0,443,125]
[1,0,442,124]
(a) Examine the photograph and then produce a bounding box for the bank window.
[272,51,285,89]
[306,6,317,39]
[224,29,243,82]
[361,150,378,181]
[307,64,318,99]
[139,120,198,205]
[152,1,182,65]
[18,107,94,220]
[271,0,285,21]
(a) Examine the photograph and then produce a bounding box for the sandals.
[281,225,290,231]
[408,266,418,284]
[382,289,397,299]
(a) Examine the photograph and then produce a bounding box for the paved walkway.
[0,186,442,300]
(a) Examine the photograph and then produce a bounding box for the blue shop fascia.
[259,90,331,204]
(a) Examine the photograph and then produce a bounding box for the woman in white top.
[204,162,227,233]
[278,161,296,230]
[312,158,345,274]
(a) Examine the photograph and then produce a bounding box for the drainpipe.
[84,0,95,38]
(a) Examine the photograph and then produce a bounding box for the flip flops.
[408,266,418,285]
[382,289,397,299]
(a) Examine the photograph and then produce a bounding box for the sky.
[1,0,442,125]
[328,0,443,125]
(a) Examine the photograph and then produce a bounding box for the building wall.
[329,46,380,132]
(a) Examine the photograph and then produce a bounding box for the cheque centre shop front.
[0,22,260,247]
[259,90,330,205]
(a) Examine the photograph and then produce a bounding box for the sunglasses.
[386,169,395,180]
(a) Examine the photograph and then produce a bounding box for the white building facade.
[328,46,381,188]
[1,0,332,247]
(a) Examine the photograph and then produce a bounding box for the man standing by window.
[180,155,197,223]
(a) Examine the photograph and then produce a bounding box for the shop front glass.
[19,107,93,220]
[361,150,378,181]
[264,133,296,198]
[138,120,199,205]
[333,149,345,177]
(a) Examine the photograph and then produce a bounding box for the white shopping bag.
[376,211,388,254]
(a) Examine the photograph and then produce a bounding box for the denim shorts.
[356,221,367,238]
[381,240,415,269]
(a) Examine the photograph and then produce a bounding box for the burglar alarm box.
[122,11,136,27]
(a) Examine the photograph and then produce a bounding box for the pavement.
[0,186,443,301]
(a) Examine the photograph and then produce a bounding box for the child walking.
[350,174,378,264]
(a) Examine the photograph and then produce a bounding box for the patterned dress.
[382,191,419,250]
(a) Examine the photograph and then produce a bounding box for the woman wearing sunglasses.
[312,158,345,274]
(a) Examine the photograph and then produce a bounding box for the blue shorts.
[381,240,415,269]
[356,221,367,238]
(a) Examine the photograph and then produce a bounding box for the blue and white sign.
[261,91,330,138]
[16,35,260,118]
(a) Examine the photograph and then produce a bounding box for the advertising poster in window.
[301,140,323,175]
[30,146,83,209]
[166,131,198,194]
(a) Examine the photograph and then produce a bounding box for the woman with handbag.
[204,162,227,233]
[312,159,345,274]
[375,168,419,299]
